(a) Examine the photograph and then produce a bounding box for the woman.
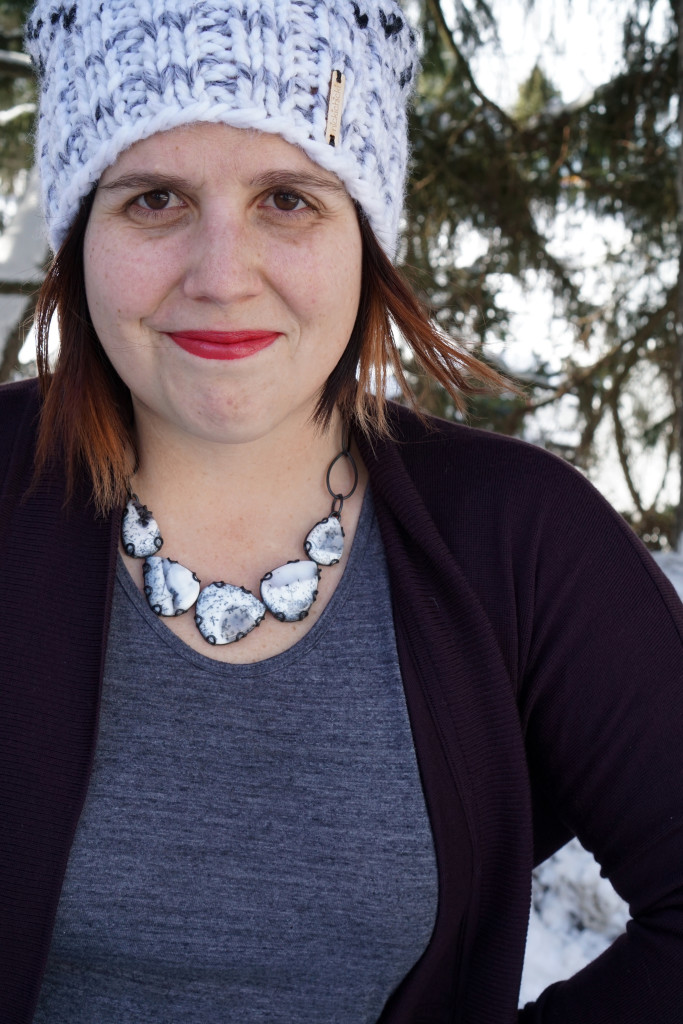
[1,0,682,1021]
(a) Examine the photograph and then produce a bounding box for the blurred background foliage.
[0,0,680,547]
[402,0,681,549]
[0,0,34,203]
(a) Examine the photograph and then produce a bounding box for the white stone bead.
[195,583,266,645]
[121,497,163,558]
[260,560,320,622]
[304,515,345,566]
[143,557,200,616]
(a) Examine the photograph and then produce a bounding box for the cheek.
[274,238,362,330]
[83,226,171,329]
[317,258,362,335]
[84,232,133,330]
[83,235,111,321]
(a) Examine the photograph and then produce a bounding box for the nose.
[181,207,264,306]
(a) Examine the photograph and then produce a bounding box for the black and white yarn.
[25,0,418,257]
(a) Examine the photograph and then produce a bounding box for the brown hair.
[34,197,508,516]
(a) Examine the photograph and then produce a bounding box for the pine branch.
[675,0,683,546]
[0,293,36,383]
[411,112,480,193]
[651,413,676,509]
[575,400,609,468]
[525,293,675,412]
[0,102,35,126]
[610,392,645,514]
[0,279,42,295]
[0,50,33,77]
[426,0,519,132]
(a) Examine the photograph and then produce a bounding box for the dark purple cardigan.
[2,377,683,1023]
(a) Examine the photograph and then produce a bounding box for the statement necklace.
[121,444,358,646]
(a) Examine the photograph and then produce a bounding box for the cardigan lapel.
[356,407,532,1024]
[0,380,120,1022]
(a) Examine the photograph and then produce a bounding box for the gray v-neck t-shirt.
[34,491,438,1023]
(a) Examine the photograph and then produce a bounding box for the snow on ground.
[652,550,683,600]
[519,550,683,1005]
[519,840,630,1004]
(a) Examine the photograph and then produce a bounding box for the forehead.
[98,122,346,190]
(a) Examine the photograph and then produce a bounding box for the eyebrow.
[98,173,194,194]
[98,169,347,196]
[248,170,347,195]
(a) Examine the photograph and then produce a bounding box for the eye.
[132,189,184,212]
[263,190,310,213]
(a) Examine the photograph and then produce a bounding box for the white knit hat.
[25,0,418,256]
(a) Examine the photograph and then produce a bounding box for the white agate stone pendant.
[260,559,320,622]
[304,514,345,566]
[143,557,201,616]
[122,497,163,558]
[195,582,266,645]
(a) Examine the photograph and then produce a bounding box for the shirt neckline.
[113,486,376,678]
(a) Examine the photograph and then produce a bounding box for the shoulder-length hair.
[33,191,508,516]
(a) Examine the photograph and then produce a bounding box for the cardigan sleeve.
[359,406,683,1021]
[514,455,683,1022]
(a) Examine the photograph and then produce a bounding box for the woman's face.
[84,123,363,447]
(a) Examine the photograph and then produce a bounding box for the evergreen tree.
[404,0,680,548]
[0,0,40,380]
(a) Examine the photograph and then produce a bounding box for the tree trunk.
[676,0,683,549]
[0,166,47,382]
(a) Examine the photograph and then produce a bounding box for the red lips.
[168,330,281,360]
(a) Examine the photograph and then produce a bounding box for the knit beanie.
[24,0,418,257]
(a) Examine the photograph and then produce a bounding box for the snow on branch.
[0,50,33,77]
[0,102,35,127]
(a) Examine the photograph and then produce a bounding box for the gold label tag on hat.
[325,70,346,147]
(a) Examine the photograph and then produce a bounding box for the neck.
[129,406,348,519]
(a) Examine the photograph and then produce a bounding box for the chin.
[184,408,290,448]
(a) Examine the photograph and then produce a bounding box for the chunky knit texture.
[25,0,418,255]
